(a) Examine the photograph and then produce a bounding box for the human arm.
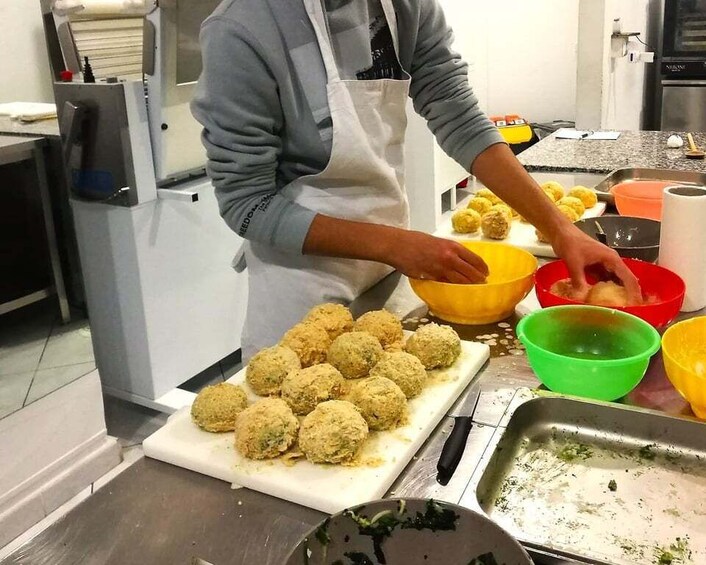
[471,144,641,299]
[303,215,489,283]
[404,0,639,296]
[193,14,487,282]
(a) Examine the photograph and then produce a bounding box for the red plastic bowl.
[610,181,669,220]
[535,258,685,328]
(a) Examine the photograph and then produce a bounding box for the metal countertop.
[0,135,46,166]
[3,274,702,565]
[0,117,60,139]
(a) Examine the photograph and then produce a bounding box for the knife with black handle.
[436,384,481,485]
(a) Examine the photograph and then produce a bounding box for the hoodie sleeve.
[191,17,316,253]
[407,0,505,171]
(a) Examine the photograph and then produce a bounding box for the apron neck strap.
[304,0,401,83]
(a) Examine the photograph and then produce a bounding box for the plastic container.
[611,181,670,220]
[517,306,661,401]
[409,241,537,325]
[534,258,685,328]
[662,316,706,419]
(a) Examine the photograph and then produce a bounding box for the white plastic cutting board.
[143,340,490,514]
[436,195,606,258]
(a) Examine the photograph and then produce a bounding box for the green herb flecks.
[401,500,459,532]
[344,500,458,564]
[557,442,593,462]
[639,443,658,461]
[654,536,692,564]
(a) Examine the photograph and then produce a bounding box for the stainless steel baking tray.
[593,168,706,205]
[461,394,706,565]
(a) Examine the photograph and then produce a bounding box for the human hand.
[390,231,489,284]
[551,225,642,302]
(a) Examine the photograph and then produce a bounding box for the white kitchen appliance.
[41,0,248,411]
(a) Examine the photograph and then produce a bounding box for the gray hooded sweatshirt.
[191,0,503,253]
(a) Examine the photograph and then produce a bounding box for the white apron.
[240,0,411,360]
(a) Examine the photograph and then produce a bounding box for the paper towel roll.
[659,185,706,312]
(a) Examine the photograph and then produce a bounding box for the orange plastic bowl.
[610,181,669,220]
[534,258,685,328]
[662,317,706,419]
[410,241,537,325]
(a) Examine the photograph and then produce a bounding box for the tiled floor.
[0,301,95,419]
[0,305,242,559]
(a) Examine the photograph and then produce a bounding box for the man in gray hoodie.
[192,0,637,357]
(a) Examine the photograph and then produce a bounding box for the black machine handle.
[60,100,86,170]
[436,416,473,485]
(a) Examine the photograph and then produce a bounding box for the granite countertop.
[0,116,60,138]
[518,130,706,174]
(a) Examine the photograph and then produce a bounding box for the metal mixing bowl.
[284,498,532,565]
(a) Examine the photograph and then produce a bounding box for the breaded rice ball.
[235,398,298,459]
[536,204,581,243]
[481,209,511,240]
[557,196,586,218]
[586,281,630,307]
[542,187,559,202]
[490,203,514,221]
[467,196,493,215]
[280,322,331,367]
[353,310,404,350]
[349,376,407,431]
[535,229,550,244]
[370,351,426,399]
[451,208,481,234]
[246,345,301,396]
[568,186,598,209]
[327,331,383,379]
[557,204,581,223]
[405,323,461,369]
[541,181,565,202]
[281,363,344,415]
[475,188,501,205]
[191,383,248,432]
[384,340,405,353]
[303,303,354,341]
[299,400,368,464]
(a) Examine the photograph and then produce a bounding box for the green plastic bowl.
[517,306,661,401]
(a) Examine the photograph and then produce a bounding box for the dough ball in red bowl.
[534,258,685,328]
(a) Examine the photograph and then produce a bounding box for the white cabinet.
[403,0,488,234]
[404,101,468,234]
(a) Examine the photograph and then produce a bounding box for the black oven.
[662,0,706,77]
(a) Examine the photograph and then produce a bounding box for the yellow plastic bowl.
[409,241,538,325]
[662,316,706,419]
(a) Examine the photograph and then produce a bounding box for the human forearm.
[302,215,398,263]
[471,143,572,242]
[471,143,641,299]
[302,215,488,283]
